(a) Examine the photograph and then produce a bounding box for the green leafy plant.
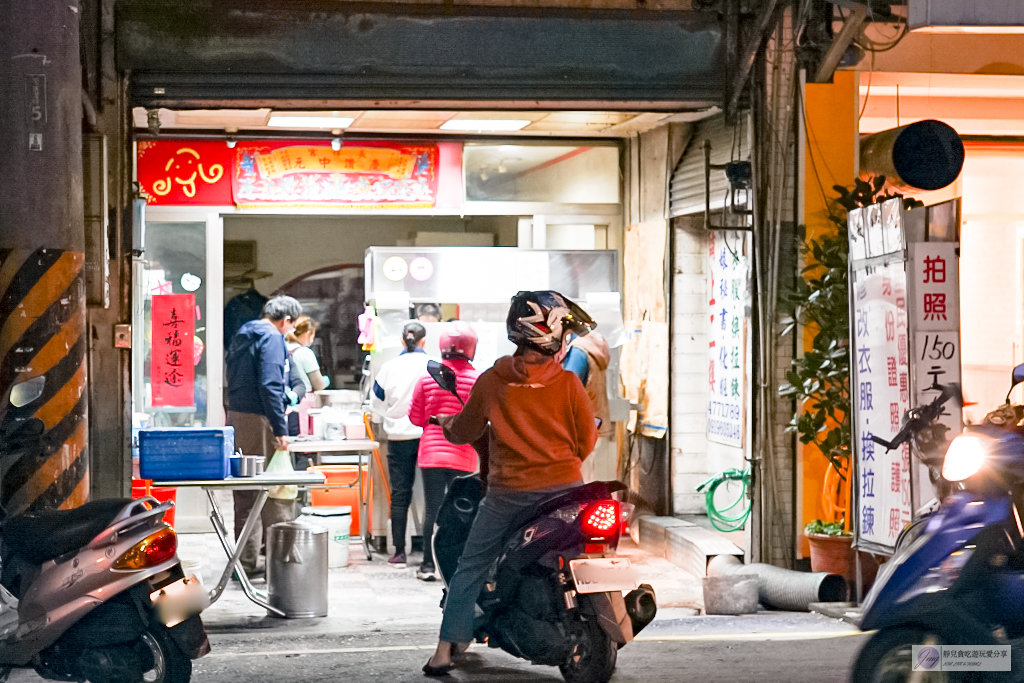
[779,177,915,479]
[804,519,851,537]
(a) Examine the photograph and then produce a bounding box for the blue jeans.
[439,482,581,644]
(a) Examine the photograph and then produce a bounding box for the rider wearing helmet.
[408,321,482,582]
[423,291,599,675]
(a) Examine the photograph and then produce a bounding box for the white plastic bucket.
[178,551,204,585]
[300,506,352,567]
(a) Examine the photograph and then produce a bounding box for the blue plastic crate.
[138,427,234,482]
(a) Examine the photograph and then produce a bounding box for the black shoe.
[417,562,437,581]
[422,659,454,676]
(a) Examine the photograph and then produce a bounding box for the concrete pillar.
[0,0,89,512]
[531,215,547,249]
[517,218,533,248]
[798,70,858,558]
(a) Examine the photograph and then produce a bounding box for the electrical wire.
[858,49,875,124]
[855,16,908,53]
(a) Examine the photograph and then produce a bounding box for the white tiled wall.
[670,217,747,514]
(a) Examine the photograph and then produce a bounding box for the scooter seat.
[3,499,133,565]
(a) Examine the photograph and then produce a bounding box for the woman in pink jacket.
[408,322,481,581]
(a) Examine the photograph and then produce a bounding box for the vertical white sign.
[909,242,963,463]
[707,231,748,447]
[851,263,913,549]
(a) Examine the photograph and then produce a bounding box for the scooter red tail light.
[114,527,177,570]
[580,500,620,540]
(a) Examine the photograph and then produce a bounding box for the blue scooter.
[852,368,1024,682]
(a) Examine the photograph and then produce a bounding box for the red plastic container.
[309,465,369,535]
[131,479,177,527]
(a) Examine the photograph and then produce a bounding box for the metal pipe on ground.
[706,555,847,612]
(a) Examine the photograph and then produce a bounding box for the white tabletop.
[286,439,379,453]
[153,471,328,488]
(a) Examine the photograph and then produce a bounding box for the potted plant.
[804,519,854,575]
[804,519,878,598]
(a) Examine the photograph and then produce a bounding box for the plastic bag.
[266,449,298,500]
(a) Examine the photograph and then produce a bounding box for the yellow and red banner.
[137,139,450,209]
[233,141,438,208]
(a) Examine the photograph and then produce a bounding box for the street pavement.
[7,534,869,682]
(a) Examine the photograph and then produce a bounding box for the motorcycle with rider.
[853,367,1024,681]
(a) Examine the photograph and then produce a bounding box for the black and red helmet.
[506,291,596,355]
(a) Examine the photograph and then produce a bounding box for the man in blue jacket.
[226,295,302,576]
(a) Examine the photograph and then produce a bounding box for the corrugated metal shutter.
[669,115,743,218]
[119,4,726,108]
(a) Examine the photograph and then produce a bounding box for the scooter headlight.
[897,546,974,604]
[942,435,987,481]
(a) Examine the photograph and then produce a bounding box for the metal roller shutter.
[669,114,746,218]
[118,2,726,108]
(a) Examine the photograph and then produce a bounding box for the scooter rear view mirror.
[9,376,45,408]
[427,360,463,405]
[1009,364,1024,404]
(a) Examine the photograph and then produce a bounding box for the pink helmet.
[439,322,478,361]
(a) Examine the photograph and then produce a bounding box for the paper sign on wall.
[151,294,195,407]
[707,231,748,448]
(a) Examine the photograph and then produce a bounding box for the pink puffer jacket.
[408,358,481,472]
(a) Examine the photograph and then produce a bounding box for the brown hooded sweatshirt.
[439,352,598,493]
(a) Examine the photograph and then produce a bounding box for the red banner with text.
[151,294,196,407]
[232,141,439,208]
[137,139,446,209]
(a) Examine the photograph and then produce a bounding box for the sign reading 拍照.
[151,294,195,407]
[849,200,913,553]
[707,231,748,448]
[908,241,963,472]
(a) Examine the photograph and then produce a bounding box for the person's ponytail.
[402,322,426,353]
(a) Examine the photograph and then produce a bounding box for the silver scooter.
[0,417,209,683]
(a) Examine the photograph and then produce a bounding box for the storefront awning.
[118,1,725,109]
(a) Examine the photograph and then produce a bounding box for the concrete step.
[638,515,743,577]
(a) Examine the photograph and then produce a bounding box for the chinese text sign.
[851,264,912,550]
[910,242,963,466]
[707,231,748,448]
[151,294,195,407]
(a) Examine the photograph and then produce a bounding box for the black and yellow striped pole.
[0,1,90,514]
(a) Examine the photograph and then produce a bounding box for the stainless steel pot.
[236,455,264,477]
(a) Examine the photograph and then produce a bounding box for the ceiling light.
[226,135,237,149]
[331,137,342,151]
[267,115,355,129]
[440,119,531,132]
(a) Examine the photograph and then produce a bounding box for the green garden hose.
[696,468,751,533]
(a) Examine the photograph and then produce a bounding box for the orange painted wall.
[798,70,858,558]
